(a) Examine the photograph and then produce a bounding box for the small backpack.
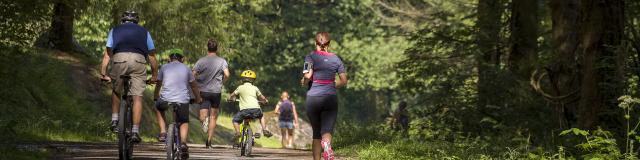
[279,100,294,121]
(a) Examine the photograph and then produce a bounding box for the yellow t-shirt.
[233,82,262,110]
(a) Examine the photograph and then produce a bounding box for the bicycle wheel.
[166,123,176,160]
[118,99,129,160]
[239,128,247,156]
[245,128,253,156]
[126,102,133,159]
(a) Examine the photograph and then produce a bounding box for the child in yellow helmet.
[228,70,272,141]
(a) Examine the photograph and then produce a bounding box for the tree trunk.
[576,0,624,129]
[49,2,75,52]
[476,0,503,113]
[547,0,582,129]
[508,0,538,79]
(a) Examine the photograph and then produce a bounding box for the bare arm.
[259,95,268,103]
[154,80,162,100]
[292,102,299,128]
[148,51,159,82]
[223,68,230,84]
[336,73,348,88]
[100,49,112,81]
[301,70,313,86]
[228,92,237,101]
[190,81,203,103]
[274,101,282,114]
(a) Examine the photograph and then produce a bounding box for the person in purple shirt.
[300,32,348,160]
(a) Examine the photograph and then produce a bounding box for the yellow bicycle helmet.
[240,70,257,79]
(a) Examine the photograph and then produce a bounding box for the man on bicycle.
[193,39,230,148]
[228,70,272,144]
[153,52,202,159]
[99,11,159,143]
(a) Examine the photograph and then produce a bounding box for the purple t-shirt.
[305,51,346,96]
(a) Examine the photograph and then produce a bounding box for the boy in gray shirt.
[193,39,230,148]
[153,53,202,158]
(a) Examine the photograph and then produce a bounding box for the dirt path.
[25,142,313,159]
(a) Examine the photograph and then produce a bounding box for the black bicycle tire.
[126,99,133,159]
[245,128,253,156]
[118,98,129,160]
[239,127,247,156]
[166,123,175,160]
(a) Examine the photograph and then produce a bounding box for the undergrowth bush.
[334,95,640,159]
[0,46,110,142]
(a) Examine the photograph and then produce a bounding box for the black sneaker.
[205,140,211,149]
[131,133,141,143]
[254,133,261,139]
[180,143,189,159]
[233,133,241,148]
[157,133,167,142]
[110,120,118,132]
[263,130,273,138]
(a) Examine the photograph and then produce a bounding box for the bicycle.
[237,116,259,157]
[228,99,267,157]
[165,102,188,160]
[116,75,134,160]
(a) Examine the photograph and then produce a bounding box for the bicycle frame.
[118,75,134,160]
[238,118,256,157]
[166,102,185,160]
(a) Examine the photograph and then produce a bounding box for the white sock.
[132,125,139,133]
[111,113,118,121]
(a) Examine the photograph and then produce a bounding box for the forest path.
[20,142,313,160]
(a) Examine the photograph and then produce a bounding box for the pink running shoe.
[321,140,335,160]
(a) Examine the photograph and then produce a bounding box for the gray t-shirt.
[304,51,346,96]
[193,55,228,93]
[158,61,195,103]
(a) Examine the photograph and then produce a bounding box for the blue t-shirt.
[106,23,155,56]
[304,51,346,96]
[158,61,194,103]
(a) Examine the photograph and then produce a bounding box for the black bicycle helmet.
[121,11,139,24]
[169,53,183,60]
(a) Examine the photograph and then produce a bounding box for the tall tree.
[577,0,624,129]
[508,0,538,78]
[545,0,625,129]
[476,0,503,115]
[545,0,582,129]
[48,2,75,52]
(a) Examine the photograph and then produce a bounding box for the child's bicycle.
[165,102,188,160]
[227,99,268,157]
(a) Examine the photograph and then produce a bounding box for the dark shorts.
[305,95,338,139]
[200,92,221,109]
[155,99,168,111]
[232,108,263,124]
[156,101,190,123]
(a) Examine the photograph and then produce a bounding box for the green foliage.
[560,128,624,160]
[0,46,110,142]
[0,0,52,47]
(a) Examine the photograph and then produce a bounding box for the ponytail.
[315,32,330,51]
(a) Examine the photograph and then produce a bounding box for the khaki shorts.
[109,52,147,96]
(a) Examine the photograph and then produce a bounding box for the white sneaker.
[202,117,209,133]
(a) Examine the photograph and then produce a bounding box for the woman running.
[301,32,348,160]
